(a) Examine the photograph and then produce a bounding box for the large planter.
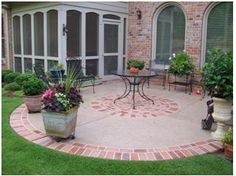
[211,97,232,139]
[42,106,79,140]
[24,94,42,113]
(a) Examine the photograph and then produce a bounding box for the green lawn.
[2,96,233,175]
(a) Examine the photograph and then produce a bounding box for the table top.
[113,70,160,78]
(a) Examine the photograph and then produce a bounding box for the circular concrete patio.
[10,80,222,160]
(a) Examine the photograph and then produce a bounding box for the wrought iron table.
[113,70,159,109]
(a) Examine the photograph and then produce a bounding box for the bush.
[22,78,45,96]
[4,72,21,83]
[221,128,233,145]
[168,52,195,76]
[15,73,37,87]
[2,69,13,83]
[4,82,21,91]
[201,49,233,100]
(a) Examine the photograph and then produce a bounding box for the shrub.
[168,52,195,76]
[15,73,37,87]
[22,78,45,96]
[2,69,13,83]
[201,49,233,100]
[4,82,21,91]
[4,72,21,83]
[127,59,145,70]
[221,128,233,145]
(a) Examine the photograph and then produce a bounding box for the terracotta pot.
[24,94,42,113]
[42,106,79,139]
[211,97,232,139]
[129,67,139,74]
[224,143,233,160]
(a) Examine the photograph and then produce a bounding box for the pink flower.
[42,89,55,99]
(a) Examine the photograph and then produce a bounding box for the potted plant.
[168,52,195,76]
[221,128,233,160]
[41,66,83,142]
[127,59,145,74]
[201,49,233,139]
[22,78,45,113]
[50,63,65,78]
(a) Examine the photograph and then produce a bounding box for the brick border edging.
[10,104,223,161]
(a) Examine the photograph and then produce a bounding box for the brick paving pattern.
[91,95,179,118]
[9,104,223,161]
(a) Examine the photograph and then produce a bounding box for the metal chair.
[147,60,168,89]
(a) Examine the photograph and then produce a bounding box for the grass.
[2,96,233,175]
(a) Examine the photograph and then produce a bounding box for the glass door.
[103,22,120,78]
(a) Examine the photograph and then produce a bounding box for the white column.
[58,7,63,66]
[20,15,24,73]
[31,14,35,67]
[98,13,103,78]
[60,8,67,71]
[118,19,124,72]
[43,12,48,71]
[81,11,86,74]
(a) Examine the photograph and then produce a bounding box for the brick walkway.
[10,104,223,161]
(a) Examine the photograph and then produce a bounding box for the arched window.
[34,12,44,56]
[155,5,185,65]
[205,2,233,62]
[23,14,32,55]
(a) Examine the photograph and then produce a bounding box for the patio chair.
[147,60,168,89]
[66,58,95,93]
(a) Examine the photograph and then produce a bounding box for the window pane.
[123,57,126,71]
[23,14,32,55]
[47,10,58,57]
[86,59,98,76]
[48,60,58,71]
[156,6,185,65]
[86,13,98,56]
[66,58,82,76]
[35,59,45,71]
[34,12,44,56]
[13,16,21,54]
[24,58,32,72]
[103,14,120,20]
[104,56,117,75]
[15,57,22,72]
[206,2,233,62]
[123,18,126,55]
[67,10,81,57]
[104,24,118,53]
[2,39,5,58]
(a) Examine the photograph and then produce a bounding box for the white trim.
[31,13,35,68]
[85,56,99,60]
[43,12,47,71]
[81,11,86,74]
[152,2,187,65]
[20,15,24,73]
[200,2,220,67]
[98,13,103,78]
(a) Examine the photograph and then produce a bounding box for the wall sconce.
[136,9,142,20]
[63,24,68,36]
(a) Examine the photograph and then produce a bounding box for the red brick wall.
[128,2,211,71]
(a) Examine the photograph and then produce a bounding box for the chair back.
[33,65,51,88]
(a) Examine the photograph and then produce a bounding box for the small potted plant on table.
[22,77,45,113]
[127,59,145,74]
[201,49,233,139]
[42,66,83,142]
[221,128,233,160]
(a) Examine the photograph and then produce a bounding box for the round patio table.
[113,70,159,109]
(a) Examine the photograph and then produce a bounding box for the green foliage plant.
[201,49,233,100]
[221,128,233,145]
[127,59,145,70]
[2,69,13,83]
[4,72,21,83]
[168,52,195,76]
[4,82,21,91]
[15,73,37,87]
[22,78,45,96]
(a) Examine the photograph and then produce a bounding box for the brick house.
[1,2,233,80]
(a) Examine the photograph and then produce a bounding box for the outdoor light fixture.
[63,24,68,36]
[136,9,142,19]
